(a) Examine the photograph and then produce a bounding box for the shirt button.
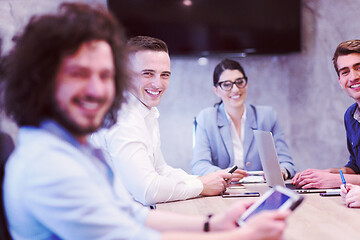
[246,162,251,167]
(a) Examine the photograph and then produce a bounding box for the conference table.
[156,182,360,239]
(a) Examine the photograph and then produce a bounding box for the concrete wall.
[0,0,357,173]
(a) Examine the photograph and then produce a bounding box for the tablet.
[237,185,304,226]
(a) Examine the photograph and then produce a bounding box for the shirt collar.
[40,120,115,176]
[225,105,247,123]
[127,92,160,120]
[354,105,360,123]
[40,119,97,156]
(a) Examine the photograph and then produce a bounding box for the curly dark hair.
[0,38,4,113]
[3,2,127,127]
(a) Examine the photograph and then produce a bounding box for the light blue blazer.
[190,103,296,178]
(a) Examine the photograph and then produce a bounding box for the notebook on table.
[239,171,265,184]
[253,130,339,194]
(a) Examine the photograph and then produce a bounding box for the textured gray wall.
[0,0,357,173]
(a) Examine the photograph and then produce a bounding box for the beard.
[50,100,103,139]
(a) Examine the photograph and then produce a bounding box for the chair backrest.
[192,117,197,148]
[0,132,14,240]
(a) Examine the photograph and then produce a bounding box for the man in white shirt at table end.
[92,35,233,206]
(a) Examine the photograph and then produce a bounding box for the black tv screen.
[108,0,301,56]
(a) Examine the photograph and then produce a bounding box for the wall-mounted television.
[108,0,301,56]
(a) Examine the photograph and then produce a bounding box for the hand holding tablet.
[238,186,304,226]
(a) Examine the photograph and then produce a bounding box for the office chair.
[192,117,197,148]
[0,132,14,240]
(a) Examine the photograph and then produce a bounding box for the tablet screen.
[241,190,290,222]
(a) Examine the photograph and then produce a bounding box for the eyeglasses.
[217,77,248,91]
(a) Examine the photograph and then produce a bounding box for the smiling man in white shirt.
[92,36,233,205]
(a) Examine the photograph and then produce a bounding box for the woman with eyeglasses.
[191,59,296,181]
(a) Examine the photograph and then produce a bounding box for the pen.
[339,170,347,189]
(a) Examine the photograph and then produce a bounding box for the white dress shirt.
[225,108,246,169]
[354,105,360,123]
[92,93,203,205]
[225,107,288,178]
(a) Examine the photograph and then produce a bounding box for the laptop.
[253,130,339,194]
